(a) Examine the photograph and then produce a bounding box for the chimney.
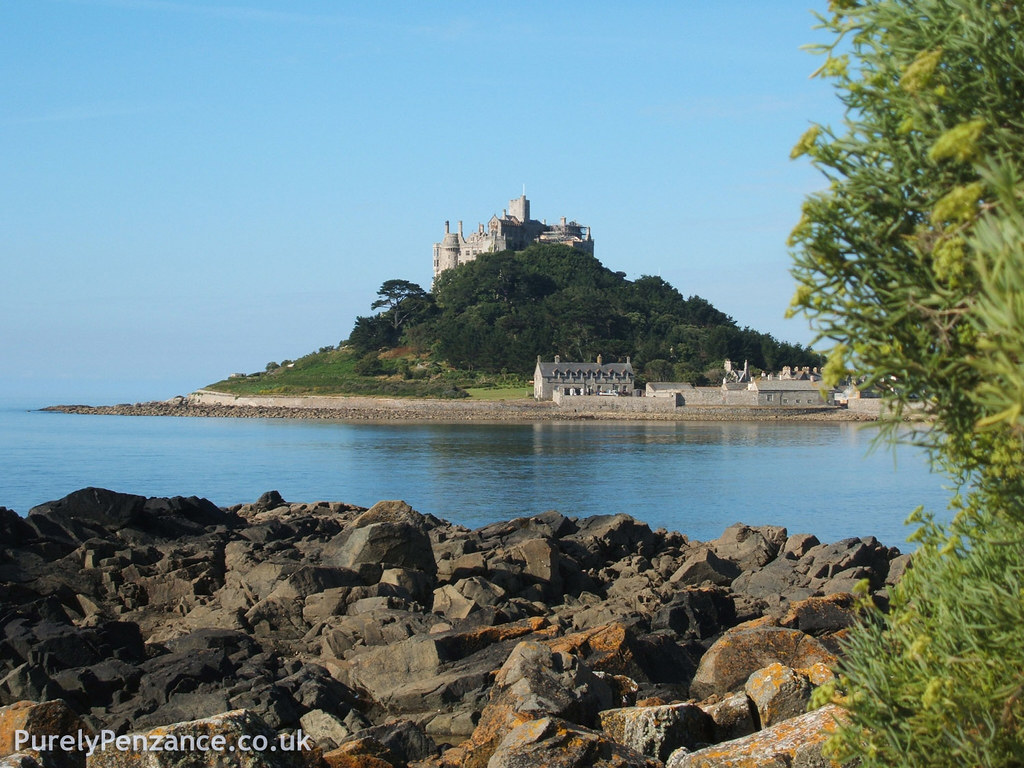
[597,354,603,366]
[458,220,463,236]
[554,355,561,364]
[444,220,450,234]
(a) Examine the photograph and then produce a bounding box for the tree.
[371,279,429,331]
[790,2,1024,765]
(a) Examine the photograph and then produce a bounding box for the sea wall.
[45,392,872,422]
[550,391,678,412]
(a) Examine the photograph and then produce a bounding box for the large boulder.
[666,704,848,768]
[744,664,814,728]
[689,627,836,700]
[599,703,715,761]
[710,524,787,571]
[0,700,91,768]
[487,717,661,768]
[453,640,613,768]
[669,549,740,588]
[86,709,310,768]
[325,501,437,578]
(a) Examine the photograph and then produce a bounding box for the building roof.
[536,361,633,378]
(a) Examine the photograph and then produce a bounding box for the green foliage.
[207,347,524,399]
[790,2,1024,765]
[353,351,385,376]
[404,244,822,374]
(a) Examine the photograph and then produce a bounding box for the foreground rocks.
[0,489,898,767]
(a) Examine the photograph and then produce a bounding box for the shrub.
[791,2,1024,765]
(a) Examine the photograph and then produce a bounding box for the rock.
[665,704,847,768]
[87,709,310,768]
[486,717,662,768]
[299,709,353,751]
[322,739,395,768]
[599,702,715,761]
[651,587,736,641]
[454,640,613,767]
[744,664,814,728]
[669,549,740,587]
[0,700,91,768]
[350,720,435,765]
[780,534,820,560]
[885,553,912,585]
[346,635,445,706]
[544,622,698,686]
[689,627,837,700]
[778,594,858,636]
[378,568,432,604]
[698,693,757,742]
[326,502,436,578]
[431,585,477,620]
[711,524,787,571]
[1,754,44,768]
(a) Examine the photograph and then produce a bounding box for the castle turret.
[509,195,530,223]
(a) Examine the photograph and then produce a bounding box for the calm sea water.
[0,403,952,547]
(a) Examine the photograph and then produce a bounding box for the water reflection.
[3,411,948,547]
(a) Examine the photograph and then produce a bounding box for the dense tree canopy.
[350,244,821,380]
[790,1,1024,765]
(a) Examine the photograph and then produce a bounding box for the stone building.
[747,379,830,406]
[534,355,634,400]
[433,194,594,280]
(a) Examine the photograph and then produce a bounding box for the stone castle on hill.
[432,194,594,280]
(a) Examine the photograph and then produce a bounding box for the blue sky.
[1,1,842,404]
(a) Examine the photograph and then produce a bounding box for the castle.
[433,194,594,280]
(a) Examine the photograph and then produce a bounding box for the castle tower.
[508,195,530,223]
[433,220,464,278]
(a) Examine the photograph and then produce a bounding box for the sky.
[1,0,845,405]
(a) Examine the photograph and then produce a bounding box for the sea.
[0,401,953,548]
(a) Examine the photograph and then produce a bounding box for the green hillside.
[208,244,821,398]
[350,244,821,380]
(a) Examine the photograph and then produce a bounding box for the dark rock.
[651,587,736,641]
[669,549,741,587]
[326,502,437,578]
[256,490,286,510]
[778,593,858,636]
[711,523,787,571]
[453,640,614,767]
[353,720,436,766]
[486,717,661,768]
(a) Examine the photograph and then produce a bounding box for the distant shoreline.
[42,389,876,423]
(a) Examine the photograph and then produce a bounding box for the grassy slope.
[205,348,531,399]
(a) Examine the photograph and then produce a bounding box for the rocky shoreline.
[0,488,900,767]
[42,393,875,423]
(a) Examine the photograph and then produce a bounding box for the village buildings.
[533,356,634,400]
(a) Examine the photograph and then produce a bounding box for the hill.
[208,244,821,398]
[350,244,821,380]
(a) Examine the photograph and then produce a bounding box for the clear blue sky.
[1,1,842,404]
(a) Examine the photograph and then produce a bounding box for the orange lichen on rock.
[690,627,838,699]
[545,623,643,679]
[666,704,848,768]
[0,700,92,768]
